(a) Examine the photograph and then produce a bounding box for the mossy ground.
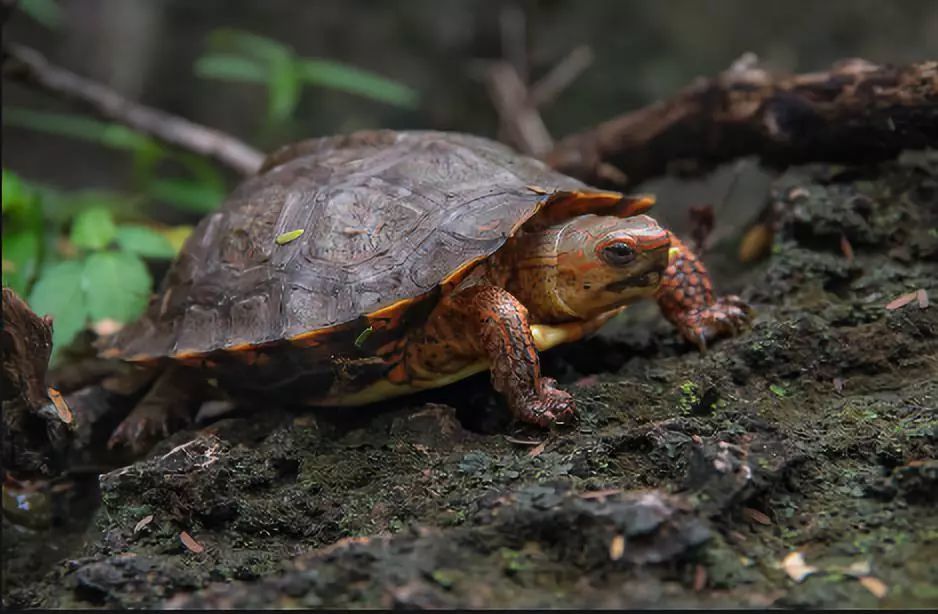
[3,157,937,608]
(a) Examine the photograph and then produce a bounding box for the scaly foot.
[516,377,576,427]
[107,400,194,455]
[672,294,753,351]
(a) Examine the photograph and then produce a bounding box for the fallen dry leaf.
[788,187,811,200]
[579,488,622,501]
[92,318,123,336]
[179,531,204,553]
[844,560,872,577]
[742,507,772,526]
[694,564,708,592]
[504,435,540,446]
[885,292,917,311]
[738,222,774,264]
[527,440,547,457]
[917,288,929,309]
[46,387,72,424]
[782,551,818,583]
[609,534,625,561]
[859,575,888,598]
[840,234,854,261]
[134,515,154,533]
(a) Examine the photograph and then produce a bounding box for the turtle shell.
[99,130,646,397]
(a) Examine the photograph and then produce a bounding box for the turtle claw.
[677,295,754,352]
[107,401,193,456]
[517,377,577,428]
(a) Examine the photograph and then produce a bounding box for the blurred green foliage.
[2,170,178,362]
[195,28,420,125]
[18,0,63,30]
[3,109,228,214]
[2,28,419,363]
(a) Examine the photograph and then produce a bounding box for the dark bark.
[1,288,69,476]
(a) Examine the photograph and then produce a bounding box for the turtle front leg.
[398,285,575,427]
[107,365,203,455]
[655,233,753,351]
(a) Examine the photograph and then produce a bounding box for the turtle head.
[552,214,672,320]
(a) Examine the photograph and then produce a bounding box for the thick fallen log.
[547,57,938,187]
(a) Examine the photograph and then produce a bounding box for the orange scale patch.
[228,349,262,366]
[528,190,654,229]
[440,256,487,289]
[288,323,350,347]
[125,353,161,365]
[227,342,259,353]
[387,362,408,384]
[376,339,405,359]
[172,354,209,368]
[368,297,422,319]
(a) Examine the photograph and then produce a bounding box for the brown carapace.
[98,130,752,452]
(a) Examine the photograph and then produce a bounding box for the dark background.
[5,1,937,177]
[3,0,937,245]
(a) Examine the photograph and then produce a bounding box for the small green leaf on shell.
[354,326,374,349]
[275,228,304,245]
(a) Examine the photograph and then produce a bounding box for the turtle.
[98,130,752,452]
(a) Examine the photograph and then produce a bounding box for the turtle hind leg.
[107,365,203,456]
[655,233,753,351]
[399,284,576,428]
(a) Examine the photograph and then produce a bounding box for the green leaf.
[194,54,267,82]
[354,326,374,349]
[147,178,224,213]
[70,207,117,250]
[130,141,170,188]
[2,171,45,294]
[82,251,152,323]
[2,230,41,295]
[115,225,177,259]
[3,108,155,151]
[174,153,227,195]
[208,28,291,63]
[296,59,419,109]
[267,56,301,123]
[2,169,32,213]
[160,225,194,254]
[275,229,304,245]
[19,0,63,29]
[27,260,88,358]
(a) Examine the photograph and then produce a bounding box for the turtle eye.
[601,241,635,266]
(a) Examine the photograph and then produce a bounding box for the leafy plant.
[2,170,182,362]
[18,0,63,30]
[195,28,419,124]
[3,108,228,214]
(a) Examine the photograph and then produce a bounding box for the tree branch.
[3,42,264,175]
[483,60,554,158]
[547,57,938,188]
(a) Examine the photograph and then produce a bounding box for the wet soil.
[3,156,937,609]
